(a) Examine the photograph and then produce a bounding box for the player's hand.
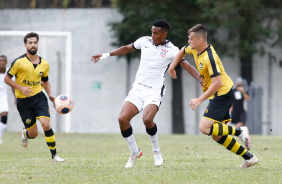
[237,86,245,93]
[189,98,203,111]
[168,68,177,79]
[20,86,33,97]
[49,95,55,103]
[91,54,102,63]
[91,53,110,63]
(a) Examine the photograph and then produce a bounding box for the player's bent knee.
[28,131,38,139]
[199,124,209,135]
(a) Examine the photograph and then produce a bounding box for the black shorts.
[203,89,234,124]
[17,91,50,129]
[231,110,247,124]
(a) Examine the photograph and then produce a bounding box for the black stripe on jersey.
[160,85,165,97]
[207,48,220,78]
[7,54,26,76]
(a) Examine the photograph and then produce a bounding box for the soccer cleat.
[52,155,65,162]
[153,151,163,166]
[238,126,251,150]
[240,154,258,168]
[125,149,142,168]
[21,129,28,148]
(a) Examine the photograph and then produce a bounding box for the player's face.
[0,57,7,69]
[25,37,38,55]
[151,26,167,46]
[188,32,201,50]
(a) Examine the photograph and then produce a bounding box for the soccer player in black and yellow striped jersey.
[4,32,64,162]
[168,24,258,168]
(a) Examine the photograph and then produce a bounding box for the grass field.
[0,132,282,184]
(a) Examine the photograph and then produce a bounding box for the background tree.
[111,0,203,133]
[198,0,282,84]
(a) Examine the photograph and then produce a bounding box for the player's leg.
[0,112,8,143]
[143,101,163,166]
[37,117,63,162]
[118,101,141,168]
[34,92,64,162]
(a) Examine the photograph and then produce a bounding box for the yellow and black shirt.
[184,45,233,99]
[7,54,49,98]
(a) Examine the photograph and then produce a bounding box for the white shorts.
[0,96,9,113]
[124,88,162,112]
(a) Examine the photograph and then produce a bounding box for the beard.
[27,47,37,55]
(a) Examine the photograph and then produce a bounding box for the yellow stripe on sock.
[222,123,229,135]
[45,135,55,143]
[230,141,241,153]
[222,135,232,148]
[212,123,219,135]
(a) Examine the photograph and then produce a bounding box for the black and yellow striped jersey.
[184,45,233,99]
[7,54,49,98]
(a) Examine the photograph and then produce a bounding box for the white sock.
[0,122,7,139]
[124,134,139,155]
[149,134,160,152]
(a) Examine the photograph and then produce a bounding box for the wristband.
[100,53,110,60]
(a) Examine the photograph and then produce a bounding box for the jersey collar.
[198,43,211,56]
[25,54,42,64]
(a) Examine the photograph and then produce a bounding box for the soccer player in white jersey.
[0,55,15,143]
[92,20,203,168]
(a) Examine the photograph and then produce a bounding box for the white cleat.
[53,155,65,162]
[21,129,28,148]
[238,126,251,150]
[125,149,142,168]
[153,151,163,167]
[240,154,258,168]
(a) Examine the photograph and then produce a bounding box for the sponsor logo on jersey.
[160,49,168,57]
[23,80,41,86]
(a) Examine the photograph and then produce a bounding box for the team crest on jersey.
[199,63,203,70]
[205,108,208,114]
[26,119,31,124]
[160,49,168,57]
[39,72,43,77]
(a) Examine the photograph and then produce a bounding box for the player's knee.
[143,116,153,127]
[28,131,38,138]
[199,124,209,135]
[118,115,128,125]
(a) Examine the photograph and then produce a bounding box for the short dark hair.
[0,55,7,61]
[188,24,207,41]
[24,32,39,44]
[153,20,170,32]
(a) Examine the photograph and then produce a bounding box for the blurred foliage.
[111,0,203,59]
[0,0,114,8]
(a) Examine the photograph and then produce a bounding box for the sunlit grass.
[0,133,281,183]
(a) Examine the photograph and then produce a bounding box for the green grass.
[0,133,282,184]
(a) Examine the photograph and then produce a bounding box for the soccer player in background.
[92,20,203,168]
[0,55,15,143]
[4,32,64,162]
[231,77,250,128]
[168,24,258,168]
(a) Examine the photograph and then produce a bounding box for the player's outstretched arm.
[168,47,187,79]
[91,44,135,63]
[180,60,203,86]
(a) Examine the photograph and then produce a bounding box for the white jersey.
[132,36,179,94]
[0,68,9,112]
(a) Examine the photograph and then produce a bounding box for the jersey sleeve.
[7,60,19,77]
[205,50,221,78]
[42,62,49,78]
[133,36,146,50]
[184,45,193,55]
